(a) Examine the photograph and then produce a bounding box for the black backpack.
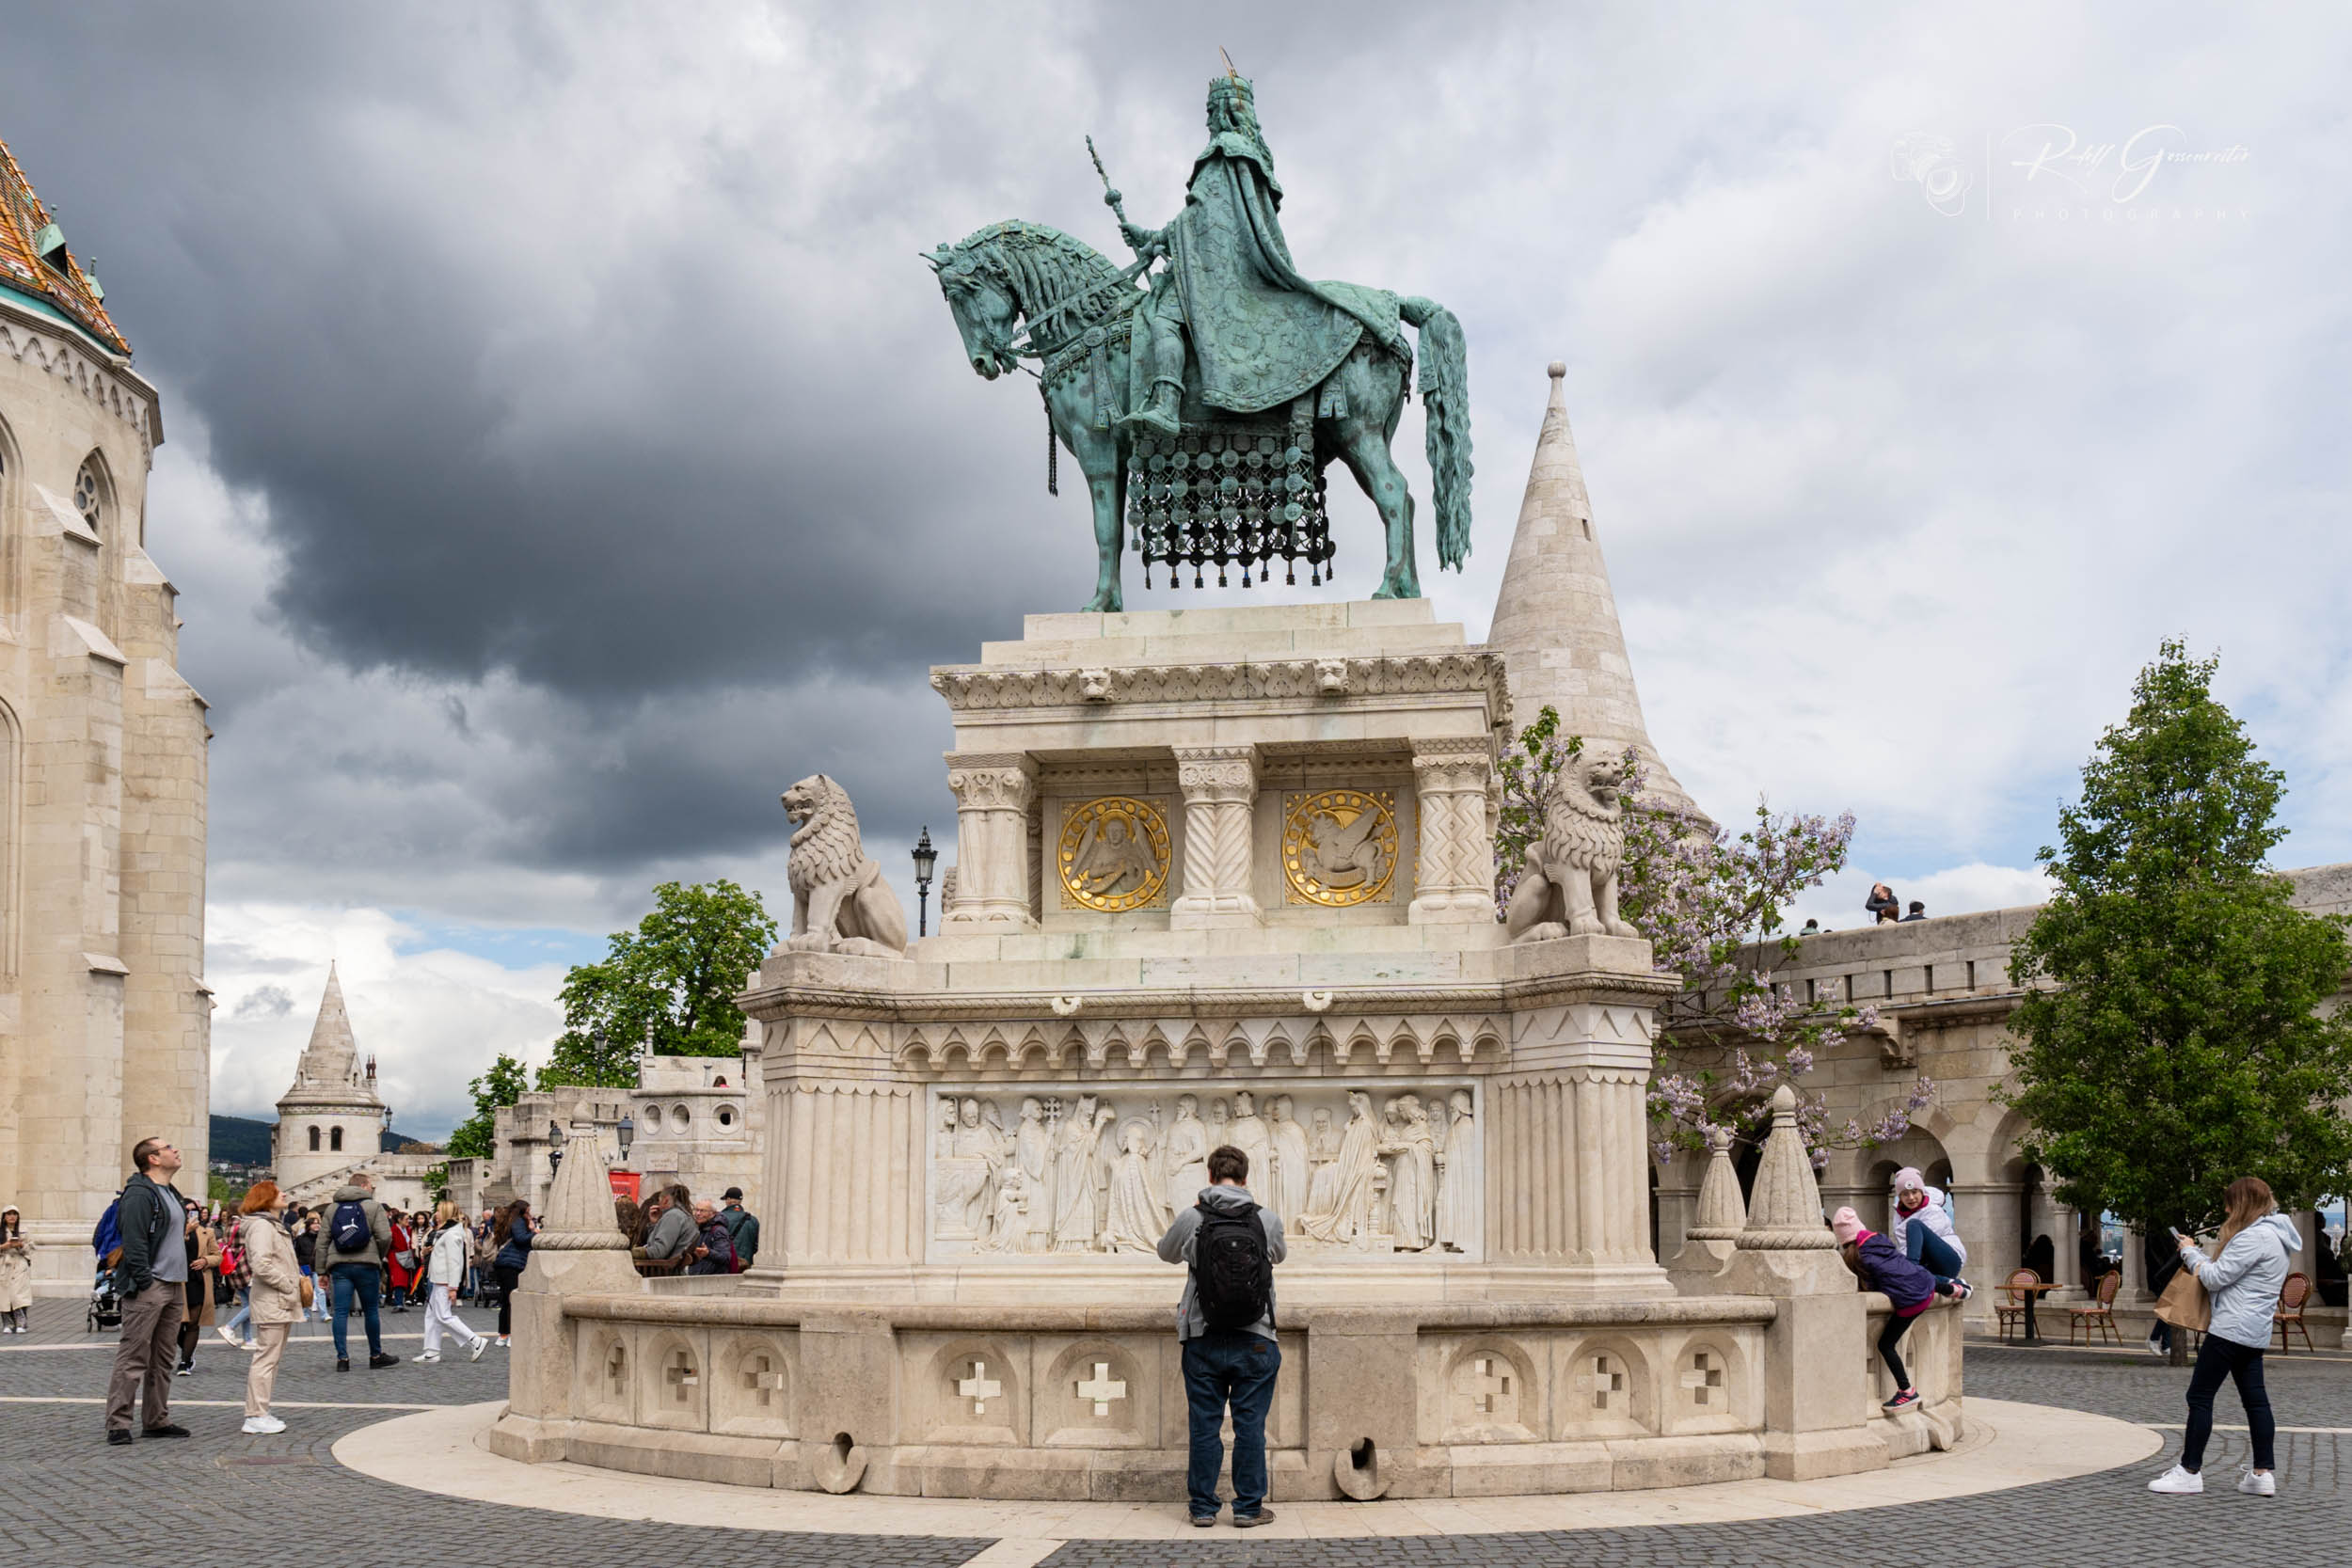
[329,1199,372,1254]
[1192,1199,1272,1331]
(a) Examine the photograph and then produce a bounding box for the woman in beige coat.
[0,1205,33,1332]
[236,1181,302,1434]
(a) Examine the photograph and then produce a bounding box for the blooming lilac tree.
[1496,705,1933,1167]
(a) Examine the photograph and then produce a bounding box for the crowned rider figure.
[1117,72,1409,437]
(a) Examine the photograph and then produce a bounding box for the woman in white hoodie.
[2148,1176,2301,1497]
[415,1200,490,1363]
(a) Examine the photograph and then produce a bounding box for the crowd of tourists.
[49,1129,2299,1514]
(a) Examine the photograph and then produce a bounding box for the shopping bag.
[2153,1263,2210,1331]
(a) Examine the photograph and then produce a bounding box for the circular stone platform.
[337,1396,2157,1550]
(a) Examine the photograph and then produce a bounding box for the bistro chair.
[2065,1269,2122,1346]
[1995,1268,2042,1342]
[2274,1271,2314,1354]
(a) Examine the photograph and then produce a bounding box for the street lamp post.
[913,825,938,938]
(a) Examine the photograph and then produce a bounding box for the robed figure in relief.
[1100,1120,1170,1253]
[1435,1089,1478,1252]
[1299,1090,1383,1249]
[1380,1093,1438,1251]
[1163,1094,1210,1213]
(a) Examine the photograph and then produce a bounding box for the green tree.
[537,879,778,1089]
[207,1172,247,1210]
[445,1053,532,1160]
[2003,640,2352,1241]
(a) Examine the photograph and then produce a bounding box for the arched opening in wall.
[2317,1196,2346,1307]
[330,1125,343,1153]
[1733,1142,1762,1207]
[1647,1164,1660,1259]
[2019,1164,2055,1279]
[308,1126,321,1152]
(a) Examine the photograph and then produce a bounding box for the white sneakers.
[216,1326,241,1347]
[412,1351,441,1363]
[240,1414,286,1435]
[494,1335,511,1347]
[2149,1463,2279,1497]
[469,1338,491,1362]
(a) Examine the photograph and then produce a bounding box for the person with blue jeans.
[1157,1144,1286,1528]
[1887,1167,1971,1298]
[318,1174,399,1372]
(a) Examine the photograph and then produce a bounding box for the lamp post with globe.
[913,826,938,938]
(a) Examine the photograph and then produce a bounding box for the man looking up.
[103,1137,194,1445]
[1156,1143,1286,1528]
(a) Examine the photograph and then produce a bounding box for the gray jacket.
[2183,1212,2300,1351]
[1156,1184,1285,1340]
[643,1204,700,1261]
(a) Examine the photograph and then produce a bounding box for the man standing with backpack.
[1156,1144,1286,1528]
[319,1174,398,1372]
[103,1137,196,1446]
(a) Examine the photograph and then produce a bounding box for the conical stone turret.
[1486,363,1708,824]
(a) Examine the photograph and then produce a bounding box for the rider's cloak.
[1163,131,1404,415]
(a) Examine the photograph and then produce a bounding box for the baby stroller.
[87,1269,122,1333]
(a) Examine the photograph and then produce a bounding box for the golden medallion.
[1057,797,1172,911]
[1282,788,1399,906]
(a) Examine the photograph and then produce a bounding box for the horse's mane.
[948,220,1135,325]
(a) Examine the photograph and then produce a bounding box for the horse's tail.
[1400,296,1472,571]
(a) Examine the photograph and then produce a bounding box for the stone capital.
[1171,744,1257,802]
[944,752,1036,812]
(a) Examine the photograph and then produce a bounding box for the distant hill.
[210,1114,274,1165]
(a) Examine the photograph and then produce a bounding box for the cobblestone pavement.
[4,1295,2344,1566]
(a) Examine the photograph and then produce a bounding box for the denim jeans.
[1902,1223,1963,1287]
[327,1263,383,1360]
[1181,1331,1281,1519]
[2183,1332,2274,1472]
[220,1285,254,1345]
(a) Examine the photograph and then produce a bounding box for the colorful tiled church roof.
[0,135,129,356]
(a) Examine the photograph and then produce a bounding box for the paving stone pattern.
[3,1296,2344,1567]
[0,1296,984,1568]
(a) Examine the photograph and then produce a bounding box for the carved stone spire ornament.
[1486,363,1708,826]
[1664,1125,1747,1285]
[1736,1086,1835,1249]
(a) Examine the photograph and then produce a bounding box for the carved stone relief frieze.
[926,1083,1480,1261]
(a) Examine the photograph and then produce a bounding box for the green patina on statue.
[927,73,1472,610]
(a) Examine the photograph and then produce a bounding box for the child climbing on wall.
[1834,1206,1966,1410]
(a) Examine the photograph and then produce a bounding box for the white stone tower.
[271,965,385,1196]
[0,135,211,1293]
[1486,362,1708,823]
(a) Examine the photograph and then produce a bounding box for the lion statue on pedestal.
[1504,754,1640,944]
[781,774,909,958]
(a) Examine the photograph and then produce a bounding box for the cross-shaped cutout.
[743,1354,786,1408]
[604,1343,628,1397]
[956,1360,1002,1416]
[1577,1354,1624,1412]
[1680,1352,1724,1406]
[664,1349,699,1403]
[1469,1355,1512,1415]
[1074,1361,1127,1417]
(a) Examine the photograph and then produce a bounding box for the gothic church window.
[73,460,102,534]
[330,1125,343,1152]
[309,1126,320,1151]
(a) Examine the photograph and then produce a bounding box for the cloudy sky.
[9,4,2344,1137]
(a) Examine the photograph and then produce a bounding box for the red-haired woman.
[235,1181,302,1434]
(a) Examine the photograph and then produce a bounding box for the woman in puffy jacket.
[414,1200,488,1363]
[2147,1177,2302,1497]
[1886,1167,1971,1292]
[236,1181,302,1434]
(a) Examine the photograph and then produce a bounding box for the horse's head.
[925,239,1020,380]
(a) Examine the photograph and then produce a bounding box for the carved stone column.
[1408,737,1496,923]
[943,752,1037,930]
[1170,745,1258,928]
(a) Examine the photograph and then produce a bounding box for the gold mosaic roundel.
[1057,796,1172,911]
[1282,788,1399,907]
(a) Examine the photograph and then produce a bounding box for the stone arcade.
[486,366,1964,1501]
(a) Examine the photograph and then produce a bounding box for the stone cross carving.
[1074,1362,1127,1417]
[604,1343,628,1398]
[1468,1355,1512,1415]
[1680,1351,1724,1406]
[664,1349,699,1402]
[1576,1353,1625,1412]
[743,1354,786,1408]
[956,1360,1003,1416]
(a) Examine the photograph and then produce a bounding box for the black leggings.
[1877,1309,1920,1392]
[2183,1333,2274,1473]
[495,1264,523,1337]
